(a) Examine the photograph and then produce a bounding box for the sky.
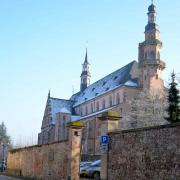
[0,0,179,145]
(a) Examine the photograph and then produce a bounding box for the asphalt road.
[0,175,21,180]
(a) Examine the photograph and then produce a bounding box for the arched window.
[157,51,160,59]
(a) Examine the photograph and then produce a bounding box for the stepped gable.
[49,97,74,123]
[70,61,139,107]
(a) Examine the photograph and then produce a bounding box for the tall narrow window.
[116,93,120,104]
[62,120,66,139]
[96,101,99,111]
[80,108,83,116]
[85,106,88,115]
[91,103,94,113]
[102,99,105,109]
[109,96,112,106]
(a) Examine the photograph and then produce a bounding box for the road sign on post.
[100,135,109,153]
[100,135,109,145]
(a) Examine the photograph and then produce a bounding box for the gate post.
[98,111,121,180]
[67,121,83,180]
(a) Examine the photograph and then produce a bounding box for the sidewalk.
[0,175,21,180]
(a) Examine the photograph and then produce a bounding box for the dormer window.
[106,87,109,91]
[102,82,106,86]
[114,76,118,80]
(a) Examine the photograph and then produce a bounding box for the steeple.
[48,90,50,98]
[138,1,165,91]
[84,48,88,63]
[80,48,91,92]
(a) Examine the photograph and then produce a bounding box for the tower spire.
[80,48,91,92]
[84,48,88,63]
[48,90,50,98]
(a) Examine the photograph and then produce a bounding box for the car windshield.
[80,162,92,167]
[90,160,101,167]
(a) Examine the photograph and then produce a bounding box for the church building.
[38,2,166,155]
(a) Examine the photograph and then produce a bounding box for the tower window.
[145,75,147,80]
[145,52,147,59]
[156,74,158,79]
[149,51,155,60]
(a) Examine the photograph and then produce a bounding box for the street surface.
[0,175,21,180]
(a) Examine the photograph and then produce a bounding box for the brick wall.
[108,123,180,180]
[7,141,68,180]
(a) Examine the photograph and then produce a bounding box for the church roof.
[70,61,139,107]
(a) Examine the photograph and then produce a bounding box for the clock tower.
[138,2,165,92]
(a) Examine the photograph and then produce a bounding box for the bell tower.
[138,2,165,91]
[80,48,91,92]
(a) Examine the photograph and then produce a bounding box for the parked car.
[81,160,101,180]
[80,161,92,177]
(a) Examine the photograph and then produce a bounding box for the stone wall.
[108,123,180,180]
[7,122,83,180]
[7,141,68,180]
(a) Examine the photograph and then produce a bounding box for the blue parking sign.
[101,135,109,145]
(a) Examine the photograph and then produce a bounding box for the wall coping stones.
[108,122,180,135]
[9,139,68,153]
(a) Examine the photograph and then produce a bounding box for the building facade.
[38,3,167,155]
